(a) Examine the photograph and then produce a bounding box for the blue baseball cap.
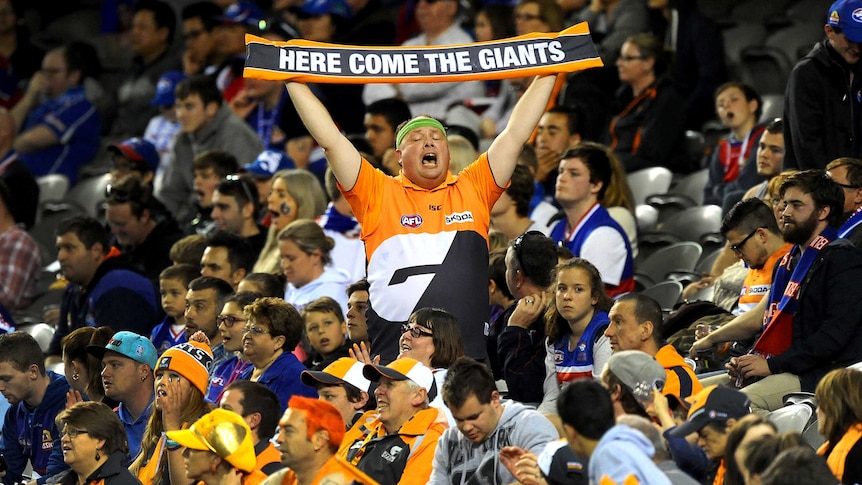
[219,1,266,28]
[151,70,187,107]
[829,0,862,43]
[108,137,160,172]
[293,0,351,19]
[87,331,158,369]
[241,149,296,178]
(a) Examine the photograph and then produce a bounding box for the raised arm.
[285,82,362,190]
[488,75,557,187]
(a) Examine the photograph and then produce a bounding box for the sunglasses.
[729,226,765,255]
[511,231,544,279]
[224,174,256,205]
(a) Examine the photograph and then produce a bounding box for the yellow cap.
[166,409,256,472]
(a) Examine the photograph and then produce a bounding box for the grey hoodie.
[428,400,558,485]
[589,425,671,485]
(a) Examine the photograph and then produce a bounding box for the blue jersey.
[553,310,609,383]
[150,316,187,356]
[206,355,252,404]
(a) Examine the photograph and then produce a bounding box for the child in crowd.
[301,297,352,370]
[703,82,765,206]
[169,234,207,266]
[300,357,376,430]
[151,264,199,355]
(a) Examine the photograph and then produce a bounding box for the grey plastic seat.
[19,323,55,353]
[635,204,659,233]
[640,280,684,312]
[635,242,703,288]
[36,174,70,205]
[758,94,784,124]
[645,169,711,222]
[739,45,793,95]
[766,23,824,65]
[628,167,673,205]
[63,172,110,220]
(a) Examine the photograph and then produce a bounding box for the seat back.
[640,280,684,311]
[758,94,784,124]
[636,242,703,287]
[628,167,673,205]
[36,175,70,205]
[659,205,723,244]
[64,173,110,220]
[739,45,793,95]
[766,23,825,65]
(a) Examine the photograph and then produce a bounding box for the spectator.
[724,117,786,213]
[167,408,267,484]
[814,368,862,485]
[362,97,411,175]
[340,358,447,484]
[218,380,284,476]
[180,1,225,76]
[760,447,837,485]
[725,414,777,485]
[549,142,635,296]
[211,175,266,256]
[151,264,199,355]
[0,111,39,230]
[11,43,100,186]
[0,332,70,484]
[243,297,317,411]
[85,331,158,461]
[339,0,398,46]
[49,216,160,359]
[301,297,351,371]
[169,233,207,266]
[362,0,484,120]
[212,1,267,101]
[601,350,666,419]
[240,150,296,209]
[0,178,39,312]
[608,33,687,173]
[184,276,234,373]
[345,279,369,343]
[278,220,350,313]
[0,0,43,109]
[110,0,181,139]
[131,341,215,485]
[514,0,563,36]
[491,164,549,241]
[253,168,326,275]
[319,167,364,283]
[107,137,160,187]
[237,272,286,298]
[263,396,373,484]
[826,156,862,245]
[105,175,183,284]
[783,0,862,170]
[573,0,649,65]
[431,357,557,484]
[143,70,186,191]
[619,414,700,485]
[207,291,259,403]
[495,230,557,403]
[60,326,113,404]
[188,151,241,236]
[534,104,583,202]
[51,401,143,485]
[703,83,765,207]
[300,357,375,429]
[157,75,264,226]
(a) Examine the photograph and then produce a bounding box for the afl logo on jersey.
[400,214,423,228]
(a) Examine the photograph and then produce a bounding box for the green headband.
[395,118,447,148]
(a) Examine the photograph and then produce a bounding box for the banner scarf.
[839,206,862,238]
[243,23,603,84]
[752,226,837,358]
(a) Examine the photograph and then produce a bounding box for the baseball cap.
[606,350,665,406]
[108,137,160,173]
[86,331,158,369]
[292,0,352,19]
[166,409,256,472]
[363,358,437,401]
[828,0,862,43]
[670,385,751,437]
[156,341,214,395]
[241,149,295,178]
[219,1,266,29]
[150,70,187,107]
[301,357,372,392]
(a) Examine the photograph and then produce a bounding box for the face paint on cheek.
[280,203,291,215]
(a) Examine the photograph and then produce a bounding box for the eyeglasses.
[511,231,543,278]
[618,55,647,62]
[729,226,766,254]
[217,315,247,328]
[242,325,269,336]
[62,426,90,438]
[514,13,544,21]
[832,180,862,190]
[224,174,256,206]
[401,323,433,338]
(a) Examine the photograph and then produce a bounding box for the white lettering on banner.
[280,49,341,73]
[348,53,421,74]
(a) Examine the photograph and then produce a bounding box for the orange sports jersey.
[736,243,792,314]
[341,154,505,362]
[273,454,380,485]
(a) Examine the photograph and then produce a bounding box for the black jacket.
[47,451,142,485]
[784,40,862,170]
[497,302,546,404]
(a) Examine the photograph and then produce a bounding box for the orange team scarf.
[818,423,862,481]
[600,475,640,485]
[712,459,726,485]
[243,23,603,84]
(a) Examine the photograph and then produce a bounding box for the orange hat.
[301,357,371,392]
[156,341,214,395]
[166,409,256,472]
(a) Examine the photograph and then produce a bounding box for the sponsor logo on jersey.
[382,445,404,463]
[400,214,423,228]
[445,211,474,224]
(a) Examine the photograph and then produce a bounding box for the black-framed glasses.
[224,174,257,205]
[62,426,89,438]
[242,325,269,336]
[729,226,766,254]
[833,180,862,190]
[401,323,433,338]
[217,315,247,328]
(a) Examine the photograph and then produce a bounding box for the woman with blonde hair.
[254,169,327,274]
[131,341,215,485]
[278,219,350,312]
[815,368,862,485]
[49,401,142,485]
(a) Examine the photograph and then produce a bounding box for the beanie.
[156,341,214,395]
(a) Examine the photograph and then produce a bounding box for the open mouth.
[421,153,437,166]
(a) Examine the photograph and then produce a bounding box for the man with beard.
[692,170,862,413]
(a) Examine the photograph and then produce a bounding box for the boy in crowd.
[300,357,375,429]
[151,264,199,354]
[189,151,239,235]
[301,297,352,371]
